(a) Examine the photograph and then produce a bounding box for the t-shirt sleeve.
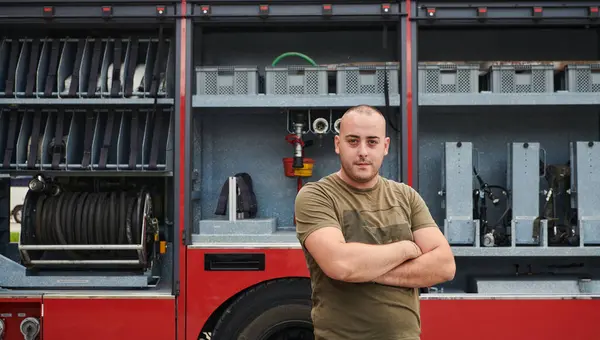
[405,184,438,232]
[294,184,341,246]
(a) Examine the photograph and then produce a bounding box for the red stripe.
[177,1,187,339]
[405,0,413,187]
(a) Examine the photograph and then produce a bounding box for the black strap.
[44,39,61,97]
[99,110,115,169]
[128,110,139,169]
[5,40,20,97]
[214,178,231,216]
[150,25,165,97]
[2,110,18,168]
[236,177,252,218]
[148,110,162,169]
[87,39,103,97]
[27,110,42,169]
[125,38,139,97]
[214,173,257,218]
[51,110,65,169]
[69,39,85,97]
[25,39,40,97]
[81,111,95,168]
[111,39,123,97]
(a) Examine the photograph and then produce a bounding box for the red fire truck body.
[1,0,600,339]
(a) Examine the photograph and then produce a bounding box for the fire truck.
[1,0,600,339]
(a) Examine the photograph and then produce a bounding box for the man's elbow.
[440,248,456,282]
[322,260,364,283]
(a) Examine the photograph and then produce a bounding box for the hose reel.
[18,178,159,269]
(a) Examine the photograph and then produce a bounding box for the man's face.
[334,111,390,186]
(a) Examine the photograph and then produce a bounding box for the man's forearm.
[372,245,455,288]
[335,240,420,283]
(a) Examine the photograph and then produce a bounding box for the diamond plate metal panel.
[442,142,475,245]
[571,141,600,245]
[508,142,542,245]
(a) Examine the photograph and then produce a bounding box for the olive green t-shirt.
[295,173,437,340]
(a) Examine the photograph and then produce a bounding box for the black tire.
[12,204,23,223]
[211,278,314,340]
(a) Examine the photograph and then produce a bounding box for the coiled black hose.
[20,187,153,264]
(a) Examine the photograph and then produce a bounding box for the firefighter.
[294,104,456,340]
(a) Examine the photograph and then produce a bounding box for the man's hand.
[303,227,422,283]
[372,226,455,288]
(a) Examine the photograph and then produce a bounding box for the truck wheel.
[211,278,314,340]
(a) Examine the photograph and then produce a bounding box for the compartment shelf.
[418,61,600,107]
[0,36,174,102]
[419,92,600,106]
[193,63,401,108]
[0,106,174,173]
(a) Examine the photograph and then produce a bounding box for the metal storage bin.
[564,64,600,93]
[336,63,399,95]
[488,63,554,93]
[195,66,259,95]
[418,63,479,93]
[265,65,328,95]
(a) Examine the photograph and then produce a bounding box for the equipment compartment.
[191,25,402,243]
[0,36,173,100]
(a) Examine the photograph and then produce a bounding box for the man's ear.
[384,136,390,156]
[334,135,340,154]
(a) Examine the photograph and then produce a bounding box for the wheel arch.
[197,276,311,339]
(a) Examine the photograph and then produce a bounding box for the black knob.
[293,157,304,169]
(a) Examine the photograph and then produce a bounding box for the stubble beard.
[341,159,377,184]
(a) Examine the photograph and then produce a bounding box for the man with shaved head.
[295,105,455,340]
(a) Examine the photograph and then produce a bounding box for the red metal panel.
[185,247,309,339]
[405,0,414,187]
[0,296,42,340]
[420,298,600,340]
[177,0,188,339]
[42,296,175,340]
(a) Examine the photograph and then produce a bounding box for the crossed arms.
[303,226,455,288]
[296,184,456,288]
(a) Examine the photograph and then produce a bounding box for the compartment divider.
[43,39,61,97]
[24,38,41,97]
[26,109,44,169]
[94,108,119,169]
[77,38,93,97]
[1,108,20,169]
[65,109,87,169]
[124,37,139,98]
[39,109,56,168]
[86,38,103,97]
[80,110,97,169]
[15,108,33,167]
[0,39,9,96]
[115,109,128,169]
[15,39,31,97]
[5,39,21,97]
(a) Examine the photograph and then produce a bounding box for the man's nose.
[358,142,368,156]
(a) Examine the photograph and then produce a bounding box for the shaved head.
[334,105,390,189]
